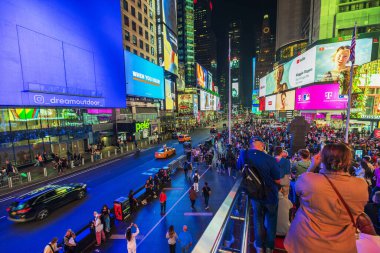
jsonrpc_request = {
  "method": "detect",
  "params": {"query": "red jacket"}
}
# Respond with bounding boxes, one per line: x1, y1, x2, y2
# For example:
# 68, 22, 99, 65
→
159, 192, 167, 203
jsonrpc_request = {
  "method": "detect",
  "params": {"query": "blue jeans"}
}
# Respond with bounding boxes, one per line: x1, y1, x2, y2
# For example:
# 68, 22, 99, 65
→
251, 199, 278, 249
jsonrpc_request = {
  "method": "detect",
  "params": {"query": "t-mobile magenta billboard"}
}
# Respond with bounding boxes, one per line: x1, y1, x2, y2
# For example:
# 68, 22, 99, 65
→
295, 84, 348, 110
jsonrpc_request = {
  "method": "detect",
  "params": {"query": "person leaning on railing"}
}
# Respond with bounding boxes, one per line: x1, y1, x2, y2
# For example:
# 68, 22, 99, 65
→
284, 143, 368, 253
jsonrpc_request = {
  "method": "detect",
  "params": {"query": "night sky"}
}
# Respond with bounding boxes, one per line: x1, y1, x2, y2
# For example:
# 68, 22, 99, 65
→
212, 0, 276, 107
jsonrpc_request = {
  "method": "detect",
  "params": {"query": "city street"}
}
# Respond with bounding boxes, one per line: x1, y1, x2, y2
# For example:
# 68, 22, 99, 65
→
0, 127, 213, 252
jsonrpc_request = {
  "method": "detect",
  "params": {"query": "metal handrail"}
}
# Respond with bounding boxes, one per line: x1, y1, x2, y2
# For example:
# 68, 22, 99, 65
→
192, 178, 243, 253
241, 191, 250, 253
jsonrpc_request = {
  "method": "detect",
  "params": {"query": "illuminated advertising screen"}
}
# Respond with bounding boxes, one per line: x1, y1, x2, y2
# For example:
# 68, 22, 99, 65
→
178, 94, 193, 115
295, 84, 348, 110
259, 97, 265, 111
252, 90, 259, 107
161, 0, 177, 34
125, 51, 164, 99
196, 63, 207, 88
193, 95, 199, 117
165, 79, 175, 110
275, 90, 295, 110
232, 82, 239, 98
200, 90, 213, 111
259, 77, 266, 97
207, 72, 213, 90
314, 38, 373, 83
357, 60, 380, 87
265, 95, 276, 111
252, 57, 256, 89
0, 0, 125, 108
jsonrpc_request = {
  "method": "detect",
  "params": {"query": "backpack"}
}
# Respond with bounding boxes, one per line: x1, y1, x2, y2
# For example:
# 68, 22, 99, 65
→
193, 174, 199, 183
241, 150, 267, 200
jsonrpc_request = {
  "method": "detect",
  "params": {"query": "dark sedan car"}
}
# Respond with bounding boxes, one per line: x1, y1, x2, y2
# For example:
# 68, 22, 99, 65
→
7, 183, 87, 222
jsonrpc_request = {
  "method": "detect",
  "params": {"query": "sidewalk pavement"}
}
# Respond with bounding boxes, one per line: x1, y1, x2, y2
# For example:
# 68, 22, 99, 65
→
0, 138, 167, 196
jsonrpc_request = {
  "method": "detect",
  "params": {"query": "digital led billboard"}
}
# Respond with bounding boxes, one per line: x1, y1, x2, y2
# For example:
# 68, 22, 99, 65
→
265, 95, 276, 111
178, 94, 193, 115
165, 79, 175, 110
207, 72, 213, 90
295, 84, 348, 110
125, 51, 164, 99
0, 0, 125, 108
232, 82, 239, 98
200, 90, 213, 111
196, 63, 207, 88
159, 0, 177, 34
193, 95, 199, 117
259, 97, 265, 111
252, 90, 259, 108
261, 38, 373, 96
275, 90, 295, 110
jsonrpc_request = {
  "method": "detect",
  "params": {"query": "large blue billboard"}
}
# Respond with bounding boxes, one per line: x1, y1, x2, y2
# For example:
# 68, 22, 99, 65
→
125, 51, 165, 99
0, 0, 125, 108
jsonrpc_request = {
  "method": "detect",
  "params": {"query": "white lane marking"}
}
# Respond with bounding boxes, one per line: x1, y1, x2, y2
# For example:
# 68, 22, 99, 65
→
183, 212, 213, 216
0, 159, 121, 199
0, 196, 15, 203
137, 167, 210, 248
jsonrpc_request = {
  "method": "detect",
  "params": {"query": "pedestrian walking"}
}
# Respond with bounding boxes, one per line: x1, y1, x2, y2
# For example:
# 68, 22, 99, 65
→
43, 237, 61, 253
93, 211, 106, 246
237, 140, 281, 253
159, 190, 167, 215
101, 204, 111, 237
183, 161, 190, 181
202, 182, 211, 210
63, 229, 77, 253
126, 223, 139, 253
189, 186, 197, 209
166, 225, 178, 253
192, 170, 199, 192
178, 225, 193, 253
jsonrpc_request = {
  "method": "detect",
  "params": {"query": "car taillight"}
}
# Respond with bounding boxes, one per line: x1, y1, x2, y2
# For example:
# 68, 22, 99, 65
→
16, 207, 31, 214
6, 207, 11, 212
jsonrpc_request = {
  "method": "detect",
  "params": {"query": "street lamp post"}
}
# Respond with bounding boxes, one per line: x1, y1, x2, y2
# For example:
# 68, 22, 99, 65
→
228, 35, 232, 145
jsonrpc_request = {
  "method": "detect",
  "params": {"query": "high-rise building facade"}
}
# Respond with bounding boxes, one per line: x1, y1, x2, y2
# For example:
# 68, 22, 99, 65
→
229, 20, 242, 106
194, 0, 217, 77
256, 15, 275, 83
121, 0, 157, 64
310, 0, 380, 43
177, 0, 195, 86
276, 0, 310, 62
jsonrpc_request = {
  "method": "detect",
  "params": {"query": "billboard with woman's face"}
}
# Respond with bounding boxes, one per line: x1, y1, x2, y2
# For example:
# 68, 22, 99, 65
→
276, 90, 295, 110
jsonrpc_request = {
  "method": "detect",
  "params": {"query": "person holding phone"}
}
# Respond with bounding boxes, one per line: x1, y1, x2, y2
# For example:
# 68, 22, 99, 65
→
126, 223, 139, 253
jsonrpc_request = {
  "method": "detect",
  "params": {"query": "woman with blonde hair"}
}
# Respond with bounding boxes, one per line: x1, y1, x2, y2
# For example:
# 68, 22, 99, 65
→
284, 143, 368, 253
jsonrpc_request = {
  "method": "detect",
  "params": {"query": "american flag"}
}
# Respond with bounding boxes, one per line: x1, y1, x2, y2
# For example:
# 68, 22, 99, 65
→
349, 25, 357, 63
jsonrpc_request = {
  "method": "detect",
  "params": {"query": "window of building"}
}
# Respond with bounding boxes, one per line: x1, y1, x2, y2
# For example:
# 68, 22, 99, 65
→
139, 40, 143, 49
133, 49, 138, 55
139, 26, 143, 36
123, 0, 128, 11
149, 10, 153, 19
145, 43, 149, 53
151, 47, 155, 56
149, 0, 153, 7
132, 21, 136, 31
131, 6, 136, 17
145, 31, 149, 40
126, 46, 131, 52
150, 35, 154, 44
144, 4, 148, 14
146, 56, 150, 61
125, 30, 130, 41
132, 35, 137, 46
140, 53, 144, 58
138, 0, 142, 8
152, 59, 155, 64
144, 18, 148, 27
138, 12, 142, 22
150, 23, 154, 32
124, 15, 129, 26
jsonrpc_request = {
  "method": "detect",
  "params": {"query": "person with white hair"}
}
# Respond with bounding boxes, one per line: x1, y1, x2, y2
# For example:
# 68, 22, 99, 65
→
93, 211, 105, 246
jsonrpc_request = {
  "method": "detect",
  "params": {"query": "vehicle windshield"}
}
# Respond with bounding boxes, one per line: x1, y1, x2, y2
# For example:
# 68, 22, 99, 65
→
158, 149, 164, 152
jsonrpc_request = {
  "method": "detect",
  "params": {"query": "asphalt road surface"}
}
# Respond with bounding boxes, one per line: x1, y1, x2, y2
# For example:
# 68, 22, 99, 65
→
0, 127, 215, 252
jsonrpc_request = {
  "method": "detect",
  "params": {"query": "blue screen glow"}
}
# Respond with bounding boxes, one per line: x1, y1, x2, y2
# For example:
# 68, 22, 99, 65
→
0, 0, 125, 108
125, 51, 165, 99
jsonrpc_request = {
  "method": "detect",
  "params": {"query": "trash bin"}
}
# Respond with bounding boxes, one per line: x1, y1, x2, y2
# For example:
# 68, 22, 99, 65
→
113, 196, 129, 221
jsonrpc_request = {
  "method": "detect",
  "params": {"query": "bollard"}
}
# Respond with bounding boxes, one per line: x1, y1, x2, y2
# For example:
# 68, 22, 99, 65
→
43, 167, 48, 177
131, 145, 134, 151
91, 155, 94, 163
121, 147, 124, 153
82, 157, 85, 166
100, 153, 103, 159
115, 149, 117, 155
8, 177, 12, 188
28, 172, 32, 182
70, 161, 74, 168
108, 150, 110, 158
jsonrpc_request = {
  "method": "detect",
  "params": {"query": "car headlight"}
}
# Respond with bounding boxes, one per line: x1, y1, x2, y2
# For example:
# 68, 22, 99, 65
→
82, 184, 87, 189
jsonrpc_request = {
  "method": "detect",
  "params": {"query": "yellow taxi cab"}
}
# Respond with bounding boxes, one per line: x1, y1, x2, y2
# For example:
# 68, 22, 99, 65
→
155, 146, 176, 159
178, 134, 191, 143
